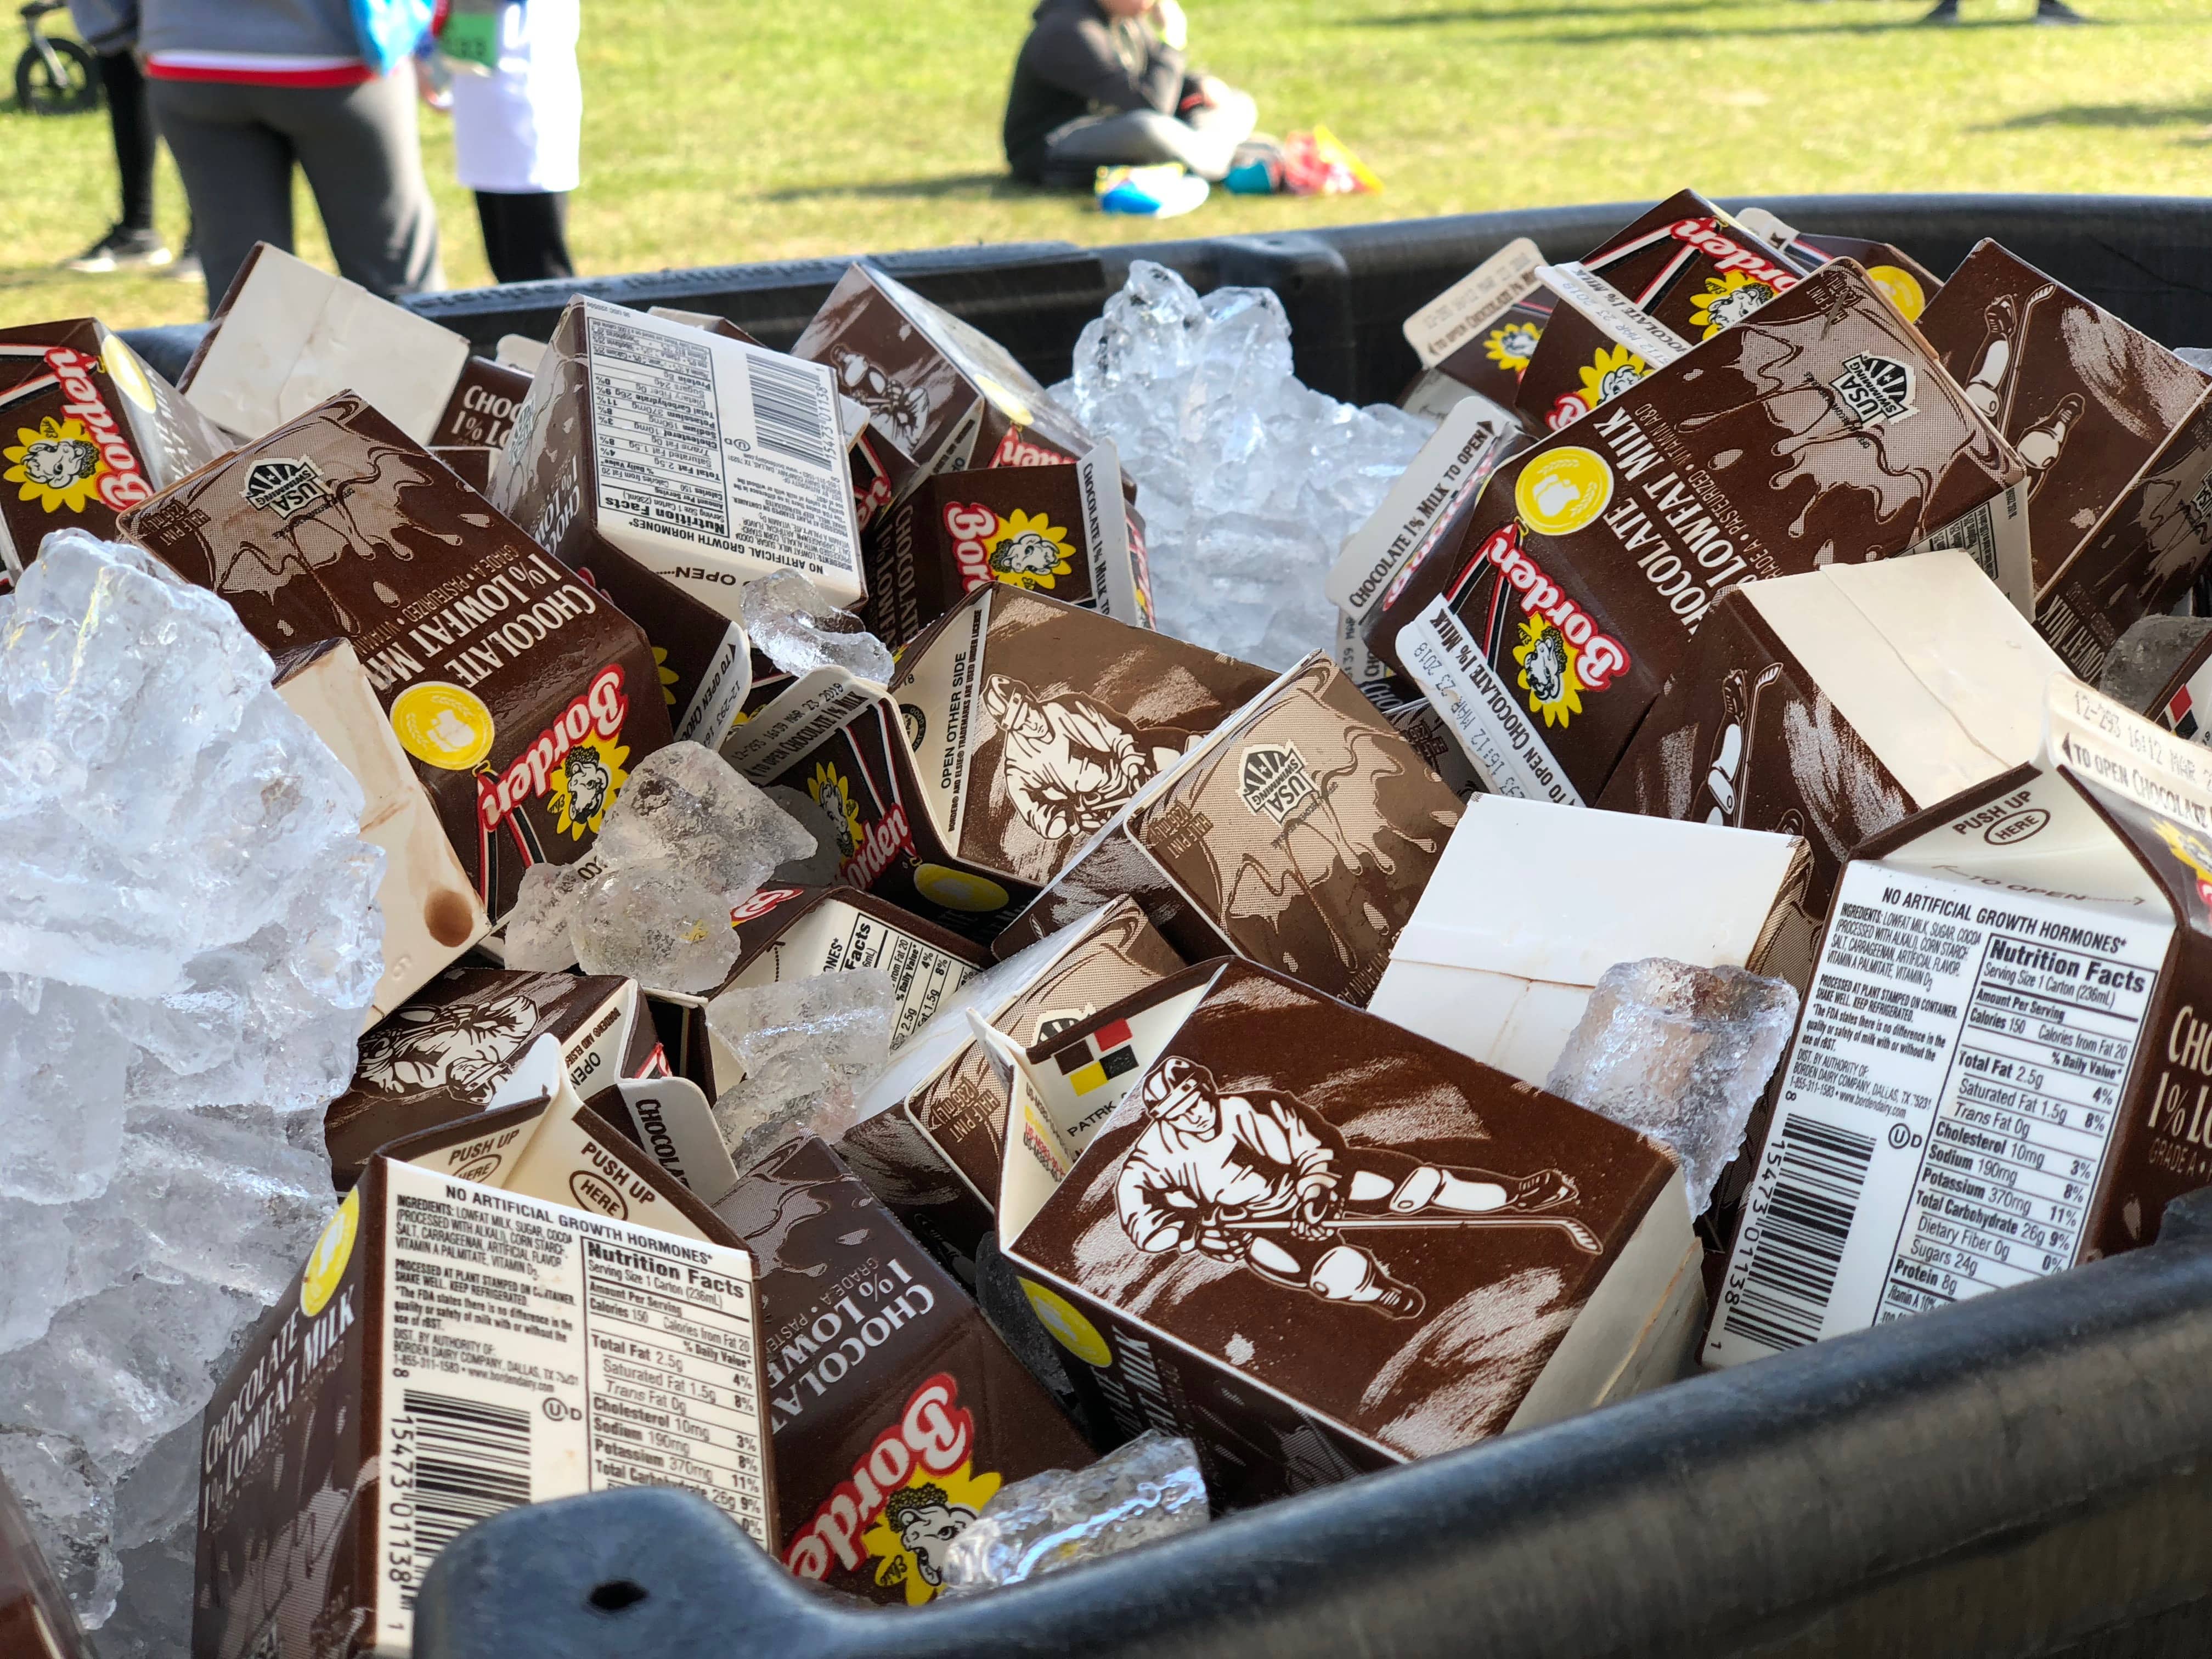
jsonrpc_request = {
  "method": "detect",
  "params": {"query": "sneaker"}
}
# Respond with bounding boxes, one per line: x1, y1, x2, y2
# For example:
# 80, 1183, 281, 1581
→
2035, 0, 2087, 21
64, 225, 174, 274
1506, 1168, 1579, 1213
1374, 1284, 1426, 1321
168, 247, 203, 284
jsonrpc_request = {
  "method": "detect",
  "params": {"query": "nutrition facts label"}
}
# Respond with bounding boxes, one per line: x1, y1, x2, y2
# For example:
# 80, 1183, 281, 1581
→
733, 896, 978, 1048
375, 1163, 769, 1647
1707, 863, 2166, 1368
580, 301, 859, 599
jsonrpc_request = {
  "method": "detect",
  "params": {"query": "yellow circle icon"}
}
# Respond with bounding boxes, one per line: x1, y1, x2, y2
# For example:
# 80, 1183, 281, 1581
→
1514, 447, 1614, 537
914, 862, 1011, 913
1020, 1278, 1112, 1367
302, 1189, 359, 1318
100, 335, 157, 412
391, 681, 496, 771
1866, 265, 1928, 323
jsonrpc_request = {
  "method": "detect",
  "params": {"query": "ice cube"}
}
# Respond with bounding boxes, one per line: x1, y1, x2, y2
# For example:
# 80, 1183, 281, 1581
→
763, 786, 848, 885
502, 859, 590, 971
938, 1430, 1208, 1595
1053, 261, 1434, 667
571, 860, 744, 995
594, 740, 810, 896
1544, 958, 1801, 1214
741, 570, 896, 685
706, 969, 895, 1167
2097, 614, 2212, 720
0, 531, 379, 1646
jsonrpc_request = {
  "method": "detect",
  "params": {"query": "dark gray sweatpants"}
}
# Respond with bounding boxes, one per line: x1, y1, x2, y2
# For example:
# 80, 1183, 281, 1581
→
148, 69, 442, 312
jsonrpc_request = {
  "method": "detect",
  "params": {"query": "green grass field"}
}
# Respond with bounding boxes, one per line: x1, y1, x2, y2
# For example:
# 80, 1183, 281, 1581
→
2, 0, 2208, 330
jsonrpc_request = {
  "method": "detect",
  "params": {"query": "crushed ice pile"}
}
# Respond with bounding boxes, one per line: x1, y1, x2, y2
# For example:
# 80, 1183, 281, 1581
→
704, 969, 896, 1171
1053, 261, 1434, 668
1545, 960, 1801, 1214
504, 741, 819, 993
742, 569, 898, 685
939, 1430, 1209, 1595
0, 531, 382, 1654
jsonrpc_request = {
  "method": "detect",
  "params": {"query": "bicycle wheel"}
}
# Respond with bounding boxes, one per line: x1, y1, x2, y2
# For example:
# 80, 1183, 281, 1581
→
14, 36, 101, 115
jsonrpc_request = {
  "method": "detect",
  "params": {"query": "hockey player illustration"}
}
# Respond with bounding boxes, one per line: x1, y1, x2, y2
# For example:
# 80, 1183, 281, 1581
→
1115, 1057, 1594, 1322
832, 351, 930, 452
983, 673, 1189, 842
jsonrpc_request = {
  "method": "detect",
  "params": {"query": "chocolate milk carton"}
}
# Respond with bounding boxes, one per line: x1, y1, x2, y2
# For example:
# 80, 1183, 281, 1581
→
1597, 551, 2068, 962
645, 883, 988, 1096
996, 653, 1464, 1008
0, 1472, 90, 1659
861, 447, 1149, 647
121, 392, 675, 922
323, 967, 663, 1186
1381, 262, 2033, 808
838, 896, 1183, 1281
491, 295, 865, 618
0, 319, 229, 577
716, 1135, 1093, 1605
791, 263, 1101, 506
740, 584, 1274, 943
194, 1131, 774, 1658
1731, 207, 1944, 323
1915, 241, 2212, 681
1706, 678, 2212, 1366
990, 959, 1694, 1510
1400, 236, 1554, 427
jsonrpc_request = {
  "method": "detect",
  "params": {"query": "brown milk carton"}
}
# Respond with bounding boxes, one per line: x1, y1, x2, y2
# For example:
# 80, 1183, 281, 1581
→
193, 1139, 774, 1657
273, 640, 490, 1019
1513, 190, 1818, 436
1379, 261, 2034, 808
860, 448, 1149, 648
1915, 241, 2212, 680
1596, 551, 2069, 966
323, 967, 663, 1186
1704, 678, 2212, 1367
990, 959, 1694, 1510
490, 295, 865, 618
0, 319, 230, 579
716, 1135, 1093, 1605
733, 584, 1274, 943
120, 392, 675, 922
837, 896, 1183, 1283
791, 264, 1100, 504
1730, 208, 1944, 324
994, 652, 1464, 1008
425, 357, 533, 493
1398, 236, 1555, 427
644, 883, 989, 1096
0, 1472, 91, 1659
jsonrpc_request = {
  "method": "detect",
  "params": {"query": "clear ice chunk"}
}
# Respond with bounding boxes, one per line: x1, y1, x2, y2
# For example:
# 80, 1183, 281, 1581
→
2097, 614, 2212, 720
0, 531, 380, 1647
706, 968, 895, 1169
763, 786, 848, 885
741, 570, 896, 685
1544, 958, 1801, 1214
939, 1430, 1209, 1595
501, 859, 590, 971
1052, 261, 1434, 667
594, 740, 811, 896
571, 859, 743, 995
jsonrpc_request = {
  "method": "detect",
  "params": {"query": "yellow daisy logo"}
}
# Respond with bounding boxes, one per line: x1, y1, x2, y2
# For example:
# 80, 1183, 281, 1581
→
1483, 319, 1543, 375
1513, 614, 1584, 728
981, 509, 1074, 591
1689, 271, 1777, 340
548, 732, 629, 839
651, 646, 679, 707
864, 1462, 1002, 1605
809, 761, 864, 859
1577, 345, 1650, 412
3, 416, 106, 513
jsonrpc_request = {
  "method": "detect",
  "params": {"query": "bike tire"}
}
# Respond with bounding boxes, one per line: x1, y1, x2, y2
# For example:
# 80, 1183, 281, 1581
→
14, 36, 101, 115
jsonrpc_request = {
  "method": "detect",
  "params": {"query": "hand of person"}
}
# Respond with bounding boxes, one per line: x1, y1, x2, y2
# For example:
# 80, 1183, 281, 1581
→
1290, 1176, 1340, 1242
1150, 0, 1189, 50
1195, 1208, 1248, 1262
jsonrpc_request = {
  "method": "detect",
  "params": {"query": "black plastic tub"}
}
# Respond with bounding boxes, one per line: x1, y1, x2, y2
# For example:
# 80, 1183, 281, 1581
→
387, 196, 2212, 1657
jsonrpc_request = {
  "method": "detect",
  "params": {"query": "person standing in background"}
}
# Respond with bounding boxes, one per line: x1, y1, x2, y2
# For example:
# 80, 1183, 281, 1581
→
58, 0, 191, 275
135, 0, 442, 309
442, 0, 580, 284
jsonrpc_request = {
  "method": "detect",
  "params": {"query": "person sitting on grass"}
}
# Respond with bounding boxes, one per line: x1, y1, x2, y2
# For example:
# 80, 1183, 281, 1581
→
1002, 0, 1257, 187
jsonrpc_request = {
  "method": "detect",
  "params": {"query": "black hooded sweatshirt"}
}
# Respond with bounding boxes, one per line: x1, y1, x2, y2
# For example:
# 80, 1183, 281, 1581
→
1002, 0, 1188, 180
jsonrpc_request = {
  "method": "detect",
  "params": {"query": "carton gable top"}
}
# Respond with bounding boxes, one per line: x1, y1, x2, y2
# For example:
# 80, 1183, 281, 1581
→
1006, 960, 1677, 1457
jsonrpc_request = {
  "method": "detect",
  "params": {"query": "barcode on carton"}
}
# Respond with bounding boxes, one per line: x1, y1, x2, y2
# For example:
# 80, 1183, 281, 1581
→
746, 352, 834, 470
397, 1389, 534, 1605
1718, 1114, 1876, 1353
